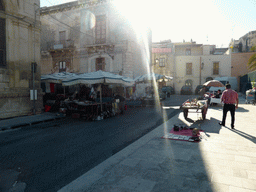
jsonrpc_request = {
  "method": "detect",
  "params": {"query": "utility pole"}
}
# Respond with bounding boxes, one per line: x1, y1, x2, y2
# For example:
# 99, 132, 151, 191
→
32, 3, 40, 115
147, 27, 153, 96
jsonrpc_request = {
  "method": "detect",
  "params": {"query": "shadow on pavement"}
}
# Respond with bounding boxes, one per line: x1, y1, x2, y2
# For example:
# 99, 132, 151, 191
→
226, 127, 256, 144
236, 106, 250, 112
151, 117, 214, 191
209, 105, 249, 113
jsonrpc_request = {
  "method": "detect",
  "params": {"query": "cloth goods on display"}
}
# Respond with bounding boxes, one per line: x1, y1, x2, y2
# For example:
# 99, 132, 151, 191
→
162, 125, 203, 142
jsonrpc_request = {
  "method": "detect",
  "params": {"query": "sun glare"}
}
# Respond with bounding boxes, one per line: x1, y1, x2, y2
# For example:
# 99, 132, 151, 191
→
112, 0, 153, 73
112, 0, 152, 37
112, 0, 166, 115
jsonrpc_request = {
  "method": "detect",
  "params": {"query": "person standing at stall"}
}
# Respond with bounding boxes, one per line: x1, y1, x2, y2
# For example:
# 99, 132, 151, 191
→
215, 89, 222, 98
198, 86, 206, 100
219, 84, 239, 129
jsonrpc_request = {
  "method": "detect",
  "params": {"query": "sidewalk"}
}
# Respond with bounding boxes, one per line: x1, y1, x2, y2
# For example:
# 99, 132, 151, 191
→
59, 95, 256, 192
0, 112, 64, 131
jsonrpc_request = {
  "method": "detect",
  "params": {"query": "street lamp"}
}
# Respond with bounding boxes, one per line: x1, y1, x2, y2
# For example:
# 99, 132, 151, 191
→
155, 58, 159, 65
201, 62, 204, 70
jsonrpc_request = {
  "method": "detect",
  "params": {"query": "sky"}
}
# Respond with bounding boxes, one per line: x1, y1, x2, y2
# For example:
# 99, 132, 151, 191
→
40, 0, 256, 48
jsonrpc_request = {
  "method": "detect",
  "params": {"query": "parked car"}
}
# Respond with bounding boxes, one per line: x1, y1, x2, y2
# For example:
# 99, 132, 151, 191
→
161, 86, 175, 97
180, 86, 193, 95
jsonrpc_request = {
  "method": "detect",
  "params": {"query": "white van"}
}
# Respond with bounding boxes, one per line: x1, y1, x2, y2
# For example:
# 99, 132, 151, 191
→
214, 77, 238, 91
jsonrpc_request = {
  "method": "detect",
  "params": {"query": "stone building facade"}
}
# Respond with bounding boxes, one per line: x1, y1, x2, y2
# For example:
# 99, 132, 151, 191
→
40, 0, 147, 79
231, 52, 255, 91
228, 30, 256, 91
229, 30, 256, 53
152, 40, 174, 88
152, 41, 231, 94
174, 42, 231, 93
0, 0, 42, 119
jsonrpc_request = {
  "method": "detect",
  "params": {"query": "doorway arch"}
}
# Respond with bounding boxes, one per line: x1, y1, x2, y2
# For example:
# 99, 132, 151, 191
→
185, 79, 193, 87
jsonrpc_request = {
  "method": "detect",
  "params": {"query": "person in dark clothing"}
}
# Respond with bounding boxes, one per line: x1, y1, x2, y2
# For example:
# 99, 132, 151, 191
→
215, 89, 222, 98
198, 86, 206, 100
114, 94, 125, 102
219, 84, 239, 129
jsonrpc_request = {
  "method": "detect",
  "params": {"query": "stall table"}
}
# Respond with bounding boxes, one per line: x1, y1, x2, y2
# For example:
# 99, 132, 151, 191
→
180, 99, 208, 120
64, 100, 113, 120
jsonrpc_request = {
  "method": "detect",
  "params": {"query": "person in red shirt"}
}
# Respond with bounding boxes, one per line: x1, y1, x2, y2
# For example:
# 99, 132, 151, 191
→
219, 84, 239, 129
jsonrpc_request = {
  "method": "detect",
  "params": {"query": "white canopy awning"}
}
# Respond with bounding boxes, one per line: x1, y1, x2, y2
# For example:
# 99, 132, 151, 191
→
62, 70, 135, 87
41, 72, 79, 84
134, 73, 173, 82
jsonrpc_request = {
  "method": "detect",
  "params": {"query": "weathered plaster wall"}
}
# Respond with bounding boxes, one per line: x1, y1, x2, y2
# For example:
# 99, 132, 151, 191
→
0, 0, 43, 119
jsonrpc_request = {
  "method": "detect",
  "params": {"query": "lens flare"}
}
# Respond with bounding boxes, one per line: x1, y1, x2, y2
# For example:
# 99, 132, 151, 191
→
81, 10, 96, 31
112, 0, 165, 119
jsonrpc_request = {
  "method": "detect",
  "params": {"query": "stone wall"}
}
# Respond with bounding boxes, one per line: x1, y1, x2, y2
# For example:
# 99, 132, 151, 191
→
0, 0, 43, 119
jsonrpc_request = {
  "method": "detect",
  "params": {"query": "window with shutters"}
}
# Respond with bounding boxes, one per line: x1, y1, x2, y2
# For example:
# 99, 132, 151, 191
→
159, 58, 165, 67
0, 18, 6, 67
186, 48, 191, 55
59, 61, 66, 72
59, 31, 66, 47
213, 62, 219, 75
95, 15, 106, 44
186, 63, 192, 75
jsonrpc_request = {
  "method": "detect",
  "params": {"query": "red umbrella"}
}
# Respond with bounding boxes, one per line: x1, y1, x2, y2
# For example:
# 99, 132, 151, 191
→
203, 80, 225, 87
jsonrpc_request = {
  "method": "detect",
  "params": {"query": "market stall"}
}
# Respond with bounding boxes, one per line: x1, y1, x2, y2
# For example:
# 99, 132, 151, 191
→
41, 72, 80, 112
203, 80, 225, 105
131, 73, 173, 106
61, 70, 135, 119
134, 73, 173, 97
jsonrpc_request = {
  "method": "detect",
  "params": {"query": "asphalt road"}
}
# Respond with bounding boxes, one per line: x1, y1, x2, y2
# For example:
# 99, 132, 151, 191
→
0, 95, 194, 192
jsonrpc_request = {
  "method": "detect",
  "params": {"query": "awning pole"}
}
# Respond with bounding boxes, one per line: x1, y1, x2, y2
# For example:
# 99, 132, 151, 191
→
100, 84, 102, 113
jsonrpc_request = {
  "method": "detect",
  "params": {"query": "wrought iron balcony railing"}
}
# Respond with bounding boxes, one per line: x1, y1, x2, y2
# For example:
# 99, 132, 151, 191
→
41, 40, 75, 51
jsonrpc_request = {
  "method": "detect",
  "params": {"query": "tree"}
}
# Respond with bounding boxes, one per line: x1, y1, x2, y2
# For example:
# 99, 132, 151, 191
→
247, 46, 256, 70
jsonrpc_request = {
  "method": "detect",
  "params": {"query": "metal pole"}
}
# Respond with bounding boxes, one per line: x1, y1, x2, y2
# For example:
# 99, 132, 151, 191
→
33, 7, 36, 115
33, 63, 35, 114
199, 56, 202, 85
32, 4, 39, 115
148, 28, 153, 97
100, 84, 102, 112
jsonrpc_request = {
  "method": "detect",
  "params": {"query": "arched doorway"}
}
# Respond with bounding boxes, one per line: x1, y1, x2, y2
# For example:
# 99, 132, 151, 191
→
185, 79, 193, 87
206, 77, 213, 82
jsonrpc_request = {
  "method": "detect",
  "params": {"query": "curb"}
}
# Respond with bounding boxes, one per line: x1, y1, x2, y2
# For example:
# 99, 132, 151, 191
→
0, 115, 65, 132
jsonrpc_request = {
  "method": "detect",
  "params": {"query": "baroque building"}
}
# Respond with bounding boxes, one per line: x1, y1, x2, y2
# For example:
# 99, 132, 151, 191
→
40, 0, 147, 80
0, 0, 42, 119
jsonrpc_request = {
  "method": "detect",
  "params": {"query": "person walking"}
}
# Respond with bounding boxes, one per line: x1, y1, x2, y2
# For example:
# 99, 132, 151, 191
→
219, 83, 239, 129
